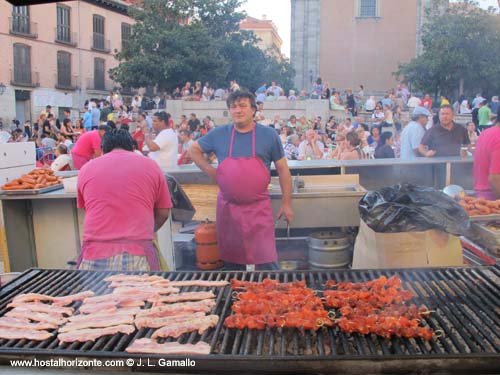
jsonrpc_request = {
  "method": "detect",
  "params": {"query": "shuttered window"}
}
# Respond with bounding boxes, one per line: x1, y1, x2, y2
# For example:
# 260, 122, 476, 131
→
12, 6, 30, 34
56, 5, 71, 43
93, 15, 105, 50
94, 58, 105, 90
57, 51, 71, 87
121, 23, 131, 50
13, 43, 31, 84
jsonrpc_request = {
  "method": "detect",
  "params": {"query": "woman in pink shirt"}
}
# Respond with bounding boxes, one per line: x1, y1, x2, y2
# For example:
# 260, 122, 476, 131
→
71, 125, 109, 169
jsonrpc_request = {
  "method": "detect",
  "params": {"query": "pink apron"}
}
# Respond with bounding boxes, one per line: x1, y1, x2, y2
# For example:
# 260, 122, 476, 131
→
216, 125, 277, 265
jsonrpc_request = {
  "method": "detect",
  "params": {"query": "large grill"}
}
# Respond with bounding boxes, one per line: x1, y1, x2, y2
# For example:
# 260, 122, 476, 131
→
0, 267, 499, 374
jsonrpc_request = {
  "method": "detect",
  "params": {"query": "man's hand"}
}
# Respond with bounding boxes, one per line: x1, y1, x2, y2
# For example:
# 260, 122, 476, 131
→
277, 203, 294, 223
425, 150, 436, 157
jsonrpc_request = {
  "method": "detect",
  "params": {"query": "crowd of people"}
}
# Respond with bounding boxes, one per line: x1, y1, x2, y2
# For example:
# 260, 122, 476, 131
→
1, 78, 499, 172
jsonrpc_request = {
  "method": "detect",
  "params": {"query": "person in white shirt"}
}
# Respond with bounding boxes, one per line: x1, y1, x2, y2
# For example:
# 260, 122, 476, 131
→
400, 106, 431, 160
143, 112, 178, 170
365, 96, 376, 112
298, 129, 324, 160
51, 144, 74, 171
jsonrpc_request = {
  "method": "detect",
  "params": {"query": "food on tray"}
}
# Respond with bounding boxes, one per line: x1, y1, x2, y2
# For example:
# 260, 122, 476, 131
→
148, 291, 216, 305
0, 317, 59, 331
0, 327, 54, 341
59, 314, 136, 333
151, 315, 219, 339
225, 278, 332, 331
1, 168, 62, 191
126, 338, 211, 355
105, 273, 229, 288
135, 311, 207, 329
323, 275, 436, 340
57, 324, 135, 343
136, 300, 216, 319
485, 222, 500, 231
458, 196, 500, 216
12, 291, 95, 306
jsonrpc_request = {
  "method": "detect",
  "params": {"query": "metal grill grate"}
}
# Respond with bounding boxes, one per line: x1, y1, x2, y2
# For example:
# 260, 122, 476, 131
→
0, 267, 498, 374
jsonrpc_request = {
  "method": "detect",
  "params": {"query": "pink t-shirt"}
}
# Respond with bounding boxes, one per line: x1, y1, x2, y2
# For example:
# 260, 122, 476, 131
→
77, 150, 172, 259
473, 126, 500, 192
71, 130, 101, 159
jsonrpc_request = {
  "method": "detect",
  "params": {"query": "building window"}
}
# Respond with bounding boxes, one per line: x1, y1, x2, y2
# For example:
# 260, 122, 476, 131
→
93, 15, 105, 50
56, 4, 71, 43
121, 23, 131, 50
11, 5, 36, 36
57, 51, 71, 88
358, 0, 379, 18
13, 43, 32, 85
94, 58, 105, 90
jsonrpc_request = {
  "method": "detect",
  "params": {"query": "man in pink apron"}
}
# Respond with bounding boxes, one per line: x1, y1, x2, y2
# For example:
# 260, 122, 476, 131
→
189, 90, 294, 270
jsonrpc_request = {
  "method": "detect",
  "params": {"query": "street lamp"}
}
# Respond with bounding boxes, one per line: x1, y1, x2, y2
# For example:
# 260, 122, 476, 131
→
0, 83, 6, 95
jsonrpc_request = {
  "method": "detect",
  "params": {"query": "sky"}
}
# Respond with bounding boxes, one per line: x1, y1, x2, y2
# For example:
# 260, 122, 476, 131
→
239, 0, 499, 59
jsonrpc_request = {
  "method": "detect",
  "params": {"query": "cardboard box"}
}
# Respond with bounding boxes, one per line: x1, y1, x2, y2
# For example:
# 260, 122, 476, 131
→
352, 219, 463, 269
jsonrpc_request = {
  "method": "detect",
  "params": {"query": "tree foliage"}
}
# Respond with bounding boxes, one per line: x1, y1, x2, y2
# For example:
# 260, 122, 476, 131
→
110, 0, 294, 93
394, 0, 500, 98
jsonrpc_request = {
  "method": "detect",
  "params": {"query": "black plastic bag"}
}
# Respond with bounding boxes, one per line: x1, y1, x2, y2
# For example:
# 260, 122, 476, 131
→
359, 183, 470, 235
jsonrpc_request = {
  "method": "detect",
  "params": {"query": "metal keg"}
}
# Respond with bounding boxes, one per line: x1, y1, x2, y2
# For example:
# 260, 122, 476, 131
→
308, 231, 352, 269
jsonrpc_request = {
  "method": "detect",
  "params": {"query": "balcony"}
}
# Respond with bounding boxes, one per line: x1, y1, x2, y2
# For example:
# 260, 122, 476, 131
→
9, 17, 38, 38
10, 69, 39, 88
86, 77, 114, 93
55, 26, 77, 46
55, 74, 78, 91
91, 33, 111, 53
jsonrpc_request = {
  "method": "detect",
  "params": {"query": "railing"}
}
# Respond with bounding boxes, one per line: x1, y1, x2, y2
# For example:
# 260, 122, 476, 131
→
91, 33, 111, 52
9, 17, 38, 38
10, 69, 39, 87
55, 26, 77, 46
55, 74, 78, 91
86, 77, 113, 92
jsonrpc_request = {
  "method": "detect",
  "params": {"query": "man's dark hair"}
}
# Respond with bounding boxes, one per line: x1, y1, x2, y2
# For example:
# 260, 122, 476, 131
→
154, 111, 170, 125
63, 118, 71, 127
481, 99, 488, 105
439, 104, 454, 113
120, 123, 130, 131
102, 129, 135, 153
46, 105, 51, 109
179, 130, 191, 137
106, 120, 116, 129
226, 90, 257, 111
98, 124, 111, 132
47, 113, 54, 119
57, 144, 68, 155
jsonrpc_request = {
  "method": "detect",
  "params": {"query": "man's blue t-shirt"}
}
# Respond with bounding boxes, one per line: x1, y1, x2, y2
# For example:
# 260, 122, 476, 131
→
197, 124, 285, 170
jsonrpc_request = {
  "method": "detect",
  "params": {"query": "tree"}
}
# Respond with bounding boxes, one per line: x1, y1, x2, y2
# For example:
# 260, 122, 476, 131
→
110, 0, 294, 94
394, 1, 500, 100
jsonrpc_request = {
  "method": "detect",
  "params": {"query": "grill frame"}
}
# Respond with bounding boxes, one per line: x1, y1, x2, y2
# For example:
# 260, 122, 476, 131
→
0, 267, 498, 374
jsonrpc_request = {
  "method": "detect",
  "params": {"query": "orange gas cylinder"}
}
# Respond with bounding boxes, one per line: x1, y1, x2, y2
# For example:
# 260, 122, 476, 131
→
195, 220, 223, 270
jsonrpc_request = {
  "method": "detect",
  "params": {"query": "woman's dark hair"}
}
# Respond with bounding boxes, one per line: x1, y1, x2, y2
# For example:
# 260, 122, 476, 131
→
316, 77, 322, 85
226, 90, 257, 112
63, 118, 71, 127
346, 132, 361, 147
360, 123, 369, 131
101, 129, 135, 153
370, 126, 380, 135
377, 131, 393, 148
154, 111, 170, 125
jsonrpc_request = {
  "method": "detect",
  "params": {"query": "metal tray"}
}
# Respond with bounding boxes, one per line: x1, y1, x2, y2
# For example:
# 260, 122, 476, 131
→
1, 183, 64, 195
469, 214, 500, 222
470, 222, 500, 256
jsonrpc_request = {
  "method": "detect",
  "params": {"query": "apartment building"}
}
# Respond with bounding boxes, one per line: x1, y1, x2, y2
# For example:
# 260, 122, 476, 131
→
0, 0, 134, 124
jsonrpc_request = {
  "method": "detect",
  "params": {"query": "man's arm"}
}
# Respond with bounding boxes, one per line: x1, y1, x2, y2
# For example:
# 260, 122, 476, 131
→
143, 129, 160, 151
154, 208, 170, 231
418, 144, 436, 157
188, 141, 217, 181
275, 157, 294, 223
489, 174, 500, 198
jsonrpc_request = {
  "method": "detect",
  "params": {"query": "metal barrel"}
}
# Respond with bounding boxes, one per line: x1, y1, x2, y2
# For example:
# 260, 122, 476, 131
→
308, 231, 352, 269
